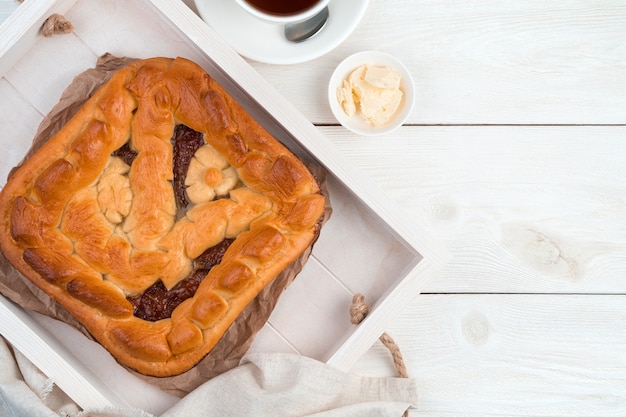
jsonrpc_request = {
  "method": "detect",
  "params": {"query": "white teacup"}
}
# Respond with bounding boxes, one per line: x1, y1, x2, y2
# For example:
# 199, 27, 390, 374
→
235, 0, 330, 24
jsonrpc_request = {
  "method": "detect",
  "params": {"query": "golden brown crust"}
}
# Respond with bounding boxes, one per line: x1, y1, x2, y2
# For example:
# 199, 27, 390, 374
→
0, 57, 325, 376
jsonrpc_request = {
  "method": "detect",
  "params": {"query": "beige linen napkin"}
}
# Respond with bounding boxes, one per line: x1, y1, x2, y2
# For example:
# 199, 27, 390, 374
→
0, 335, 417, 417
160, 353, 417, 417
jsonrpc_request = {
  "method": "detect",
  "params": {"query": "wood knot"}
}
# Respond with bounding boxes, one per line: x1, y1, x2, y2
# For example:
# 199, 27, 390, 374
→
350, 293, 369, 324
41, 14, 74, 37
462, 312, 490, 346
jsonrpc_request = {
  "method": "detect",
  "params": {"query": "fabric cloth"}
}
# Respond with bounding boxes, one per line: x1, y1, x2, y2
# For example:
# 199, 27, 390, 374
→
0, 336, 417, 417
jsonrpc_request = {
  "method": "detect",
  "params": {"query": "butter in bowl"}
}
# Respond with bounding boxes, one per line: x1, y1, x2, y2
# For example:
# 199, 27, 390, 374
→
328, 51, 415, 136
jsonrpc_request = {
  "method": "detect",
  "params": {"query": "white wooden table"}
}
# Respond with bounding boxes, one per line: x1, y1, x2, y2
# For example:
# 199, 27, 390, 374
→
234, 1, 626, 415
2, 0, 626, 415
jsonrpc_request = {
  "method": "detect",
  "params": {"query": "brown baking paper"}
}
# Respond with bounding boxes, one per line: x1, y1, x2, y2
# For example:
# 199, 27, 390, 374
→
0, 54, 331, 396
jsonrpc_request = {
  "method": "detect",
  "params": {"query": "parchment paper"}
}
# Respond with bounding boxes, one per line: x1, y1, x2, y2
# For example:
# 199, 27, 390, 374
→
0, 54, 331, 396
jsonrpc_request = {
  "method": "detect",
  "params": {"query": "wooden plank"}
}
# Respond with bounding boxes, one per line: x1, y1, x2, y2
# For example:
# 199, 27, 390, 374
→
5, 32, 96, 114
66, 0, 208, 62
0, 0, 19, 24
0, 295, 129, 410
26, 310, 179, 415
0, 0, 77, 77
0, 78, 42, 186
263, 257, 354, 359
322, 125, 626, 294
350, 294, 626, 416
246, 0, 626, 125
313, 175, 419, 302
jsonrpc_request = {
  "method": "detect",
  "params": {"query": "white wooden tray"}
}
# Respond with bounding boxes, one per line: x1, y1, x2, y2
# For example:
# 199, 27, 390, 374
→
0, 0, 449, 413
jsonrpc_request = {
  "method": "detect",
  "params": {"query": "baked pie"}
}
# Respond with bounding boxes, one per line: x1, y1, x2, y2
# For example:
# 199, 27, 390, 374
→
0, 57, 326, 377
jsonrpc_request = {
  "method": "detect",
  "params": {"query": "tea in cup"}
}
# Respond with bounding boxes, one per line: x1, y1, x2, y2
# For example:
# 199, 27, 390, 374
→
235, 0, 330, 24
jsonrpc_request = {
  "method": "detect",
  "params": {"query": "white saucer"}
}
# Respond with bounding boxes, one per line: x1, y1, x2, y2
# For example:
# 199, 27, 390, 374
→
194, 0, 369, 65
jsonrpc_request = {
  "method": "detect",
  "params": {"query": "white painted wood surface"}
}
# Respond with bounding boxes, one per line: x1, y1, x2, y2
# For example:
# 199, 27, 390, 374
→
1, 0, 626, 415
229, 0, 626, 415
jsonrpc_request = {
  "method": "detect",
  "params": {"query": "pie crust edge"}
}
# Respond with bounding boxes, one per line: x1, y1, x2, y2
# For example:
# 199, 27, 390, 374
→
0, 57, 327, 377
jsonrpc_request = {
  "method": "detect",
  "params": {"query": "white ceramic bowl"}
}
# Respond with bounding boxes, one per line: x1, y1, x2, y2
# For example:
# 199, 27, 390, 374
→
328, 51, 415, 136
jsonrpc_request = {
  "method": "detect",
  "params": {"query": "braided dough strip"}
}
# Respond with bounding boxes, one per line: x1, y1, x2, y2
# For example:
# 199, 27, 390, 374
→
0, 57, 326, 376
